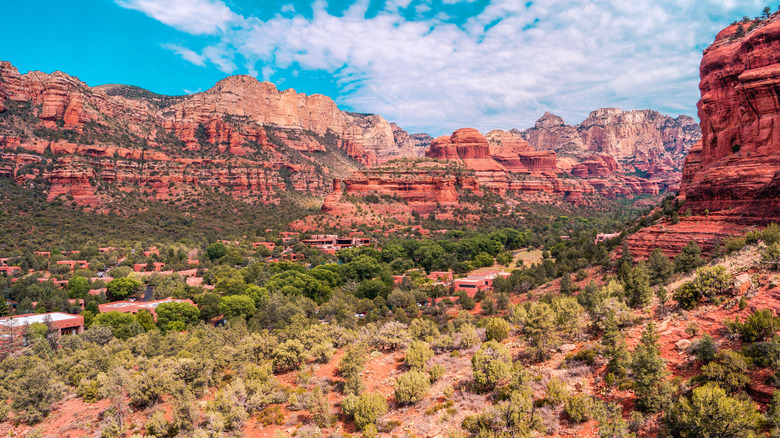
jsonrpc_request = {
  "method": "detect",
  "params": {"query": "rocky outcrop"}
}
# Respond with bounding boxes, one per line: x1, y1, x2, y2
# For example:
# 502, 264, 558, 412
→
514, 108, 700, 197
411, 133, 433, 154
0, 60, 424, 207
680, 14, 780, 224
426, 128, 593, 200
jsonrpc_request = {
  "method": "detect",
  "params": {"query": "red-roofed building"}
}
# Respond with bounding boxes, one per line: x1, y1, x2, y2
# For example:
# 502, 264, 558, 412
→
34, 251, 51, 258
56, 260, 89, 271
279, 232, 300, 243
0, 266, 21, 275
429, 271, 453, 281
98, 298, 195, 321
253, 242, 276, 251
0, 312, 84, 336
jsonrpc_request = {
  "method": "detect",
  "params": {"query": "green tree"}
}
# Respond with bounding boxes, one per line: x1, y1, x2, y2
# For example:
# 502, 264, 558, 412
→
674, 241, 705, 273
485, 317, 510, 342
404, 340, 433, 370
272, 339, 306, 372
523, 301, 558, 360
155, 302, 200, 331
471, 340, 512, 390
134, 309, 156, 332
698, 349, 750, 394
646, 249, 673, 285
559, 272, 575, 295
206, 242, 227, 261
67, 275, 90, 299
664, 384, 761, 438
12, 361, 64, 424
624, 264, 653, 309
94, 311, 141, 340
394, 370, 430, 404
106, 277, 142, 301
630, 322, 669, 412
727, 308, 780, 342
350, 392, 388, 430
219, 295, 256, 320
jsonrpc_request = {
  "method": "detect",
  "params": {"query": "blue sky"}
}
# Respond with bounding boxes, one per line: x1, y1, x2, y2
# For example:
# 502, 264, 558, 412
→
2, 0, 776, 135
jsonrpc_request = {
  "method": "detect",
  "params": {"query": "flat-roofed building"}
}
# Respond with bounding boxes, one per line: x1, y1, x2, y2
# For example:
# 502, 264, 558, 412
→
0, 312, 84, 336
98, 298, 195, 321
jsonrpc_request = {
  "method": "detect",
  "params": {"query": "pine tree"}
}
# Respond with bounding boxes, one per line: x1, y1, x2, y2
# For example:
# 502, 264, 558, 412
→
631, 322, 670, 412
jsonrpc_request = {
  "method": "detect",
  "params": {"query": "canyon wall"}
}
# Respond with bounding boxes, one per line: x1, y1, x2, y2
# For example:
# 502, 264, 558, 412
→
0, 61, 421, 206
680, 16, 780, 224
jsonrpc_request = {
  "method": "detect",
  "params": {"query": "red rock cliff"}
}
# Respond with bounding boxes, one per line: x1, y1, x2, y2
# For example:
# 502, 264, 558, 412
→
680, 15, 780, 223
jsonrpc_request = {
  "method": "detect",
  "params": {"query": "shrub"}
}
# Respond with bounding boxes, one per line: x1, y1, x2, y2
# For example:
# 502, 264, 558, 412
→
272, 339, 306, 372
698, 349, 750, 394
409, 317, 440, 341
338, 344, 368, 381
458, 323, 480, 349
394, 370, 430, 404
545, 377, 569, 405
727, 308, 780, 342
674, 241, 705, 273
428, 364, 445, 382
664, 383, 762, 438
691, 333, 718, 363
404, 340, 434, 370
565, 393, 594, 423
471, 340, 512, 390
485, 317, 510, 342
351, 392, 388, 430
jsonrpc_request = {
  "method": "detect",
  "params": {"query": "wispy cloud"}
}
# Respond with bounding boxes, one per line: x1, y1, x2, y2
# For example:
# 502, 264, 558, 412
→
119, 0, 769, 134
117, 0, 238, 35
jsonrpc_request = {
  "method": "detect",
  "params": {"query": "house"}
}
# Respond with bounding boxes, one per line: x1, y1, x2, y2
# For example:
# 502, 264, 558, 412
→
594, 233, 621, 244
253, 242, 276, 251
0, 312, 84, 336
302, 235, 371, 253
0, 258, 9, 266
143, 247, 160, 257
392, 274, 407, 285
56, 260, 89, 271
0, 266, 21, 275
428, 271, 453, 281
187, 259, 199, 266
34, 251, 51, 258
453, 278, 487, 295
279, 232, 300, 243
99, 247, 117, 253
281, 253, 305, 261
98, 298, 195, 321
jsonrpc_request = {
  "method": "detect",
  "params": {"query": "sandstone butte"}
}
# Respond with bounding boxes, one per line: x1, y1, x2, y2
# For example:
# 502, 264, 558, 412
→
630, 15, 780, 258
0, 60, 421, 207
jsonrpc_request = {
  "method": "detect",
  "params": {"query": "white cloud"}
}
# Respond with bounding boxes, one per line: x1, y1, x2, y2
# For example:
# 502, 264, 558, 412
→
163, 43, 206, 66
131, 0, 772, 134
117, 0, 239, 34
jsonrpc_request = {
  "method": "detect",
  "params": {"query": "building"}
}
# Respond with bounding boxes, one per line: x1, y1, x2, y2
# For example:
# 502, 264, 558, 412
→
594, 233, 621, 244
428, 271, 453, 281
0, 312, 84, 336
253, 242, 276, 251
98, 298, 195, 321
301, 235, 371, 254
56, 260, 89, 271
279, 232, 300, 243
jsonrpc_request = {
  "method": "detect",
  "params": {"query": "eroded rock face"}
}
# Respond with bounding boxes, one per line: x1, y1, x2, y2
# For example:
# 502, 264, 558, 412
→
427, 128, 593, 200
0, 60, 422, 207
680, 15, 780, 223
514, 108, 700, 196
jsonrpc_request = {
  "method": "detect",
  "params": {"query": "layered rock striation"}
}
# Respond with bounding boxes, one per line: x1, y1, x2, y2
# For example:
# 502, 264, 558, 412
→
680, 15, 780, 223
514, 109, 700, 196
0, 60, 423, 206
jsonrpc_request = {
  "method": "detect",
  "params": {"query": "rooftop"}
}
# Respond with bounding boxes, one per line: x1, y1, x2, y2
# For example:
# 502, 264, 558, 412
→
0, 312, 80, 326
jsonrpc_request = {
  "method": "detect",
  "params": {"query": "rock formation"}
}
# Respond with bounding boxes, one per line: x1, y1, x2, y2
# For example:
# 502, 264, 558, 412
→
514, 108, 700, 196
680, 15, 780, 224
0, 60, 422, 207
